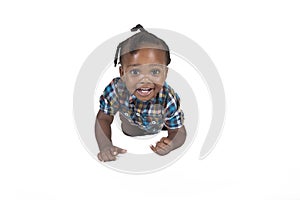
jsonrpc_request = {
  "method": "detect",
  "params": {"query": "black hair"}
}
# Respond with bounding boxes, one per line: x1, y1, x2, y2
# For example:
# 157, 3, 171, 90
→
114, 24, 171, 67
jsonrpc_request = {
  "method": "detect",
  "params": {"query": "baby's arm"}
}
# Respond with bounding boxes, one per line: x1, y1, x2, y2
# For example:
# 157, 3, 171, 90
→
150, 125, 186, 156
95, 110, 127, 162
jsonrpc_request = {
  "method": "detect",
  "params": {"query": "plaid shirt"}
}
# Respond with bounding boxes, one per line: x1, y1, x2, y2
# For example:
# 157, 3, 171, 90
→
99, 78, 184, 134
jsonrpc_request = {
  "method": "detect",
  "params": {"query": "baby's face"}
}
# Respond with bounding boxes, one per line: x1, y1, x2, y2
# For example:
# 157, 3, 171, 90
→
120, 48, 168, 101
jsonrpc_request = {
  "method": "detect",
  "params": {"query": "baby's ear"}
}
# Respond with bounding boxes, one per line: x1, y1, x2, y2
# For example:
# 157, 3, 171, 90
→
164, 67, 169, 79
119, 66, 124, 77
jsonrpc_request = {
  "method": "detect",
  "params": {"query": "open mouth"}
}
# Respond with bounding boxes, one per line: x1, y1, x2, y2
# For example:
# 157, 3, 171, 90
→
136, 87, 154, 97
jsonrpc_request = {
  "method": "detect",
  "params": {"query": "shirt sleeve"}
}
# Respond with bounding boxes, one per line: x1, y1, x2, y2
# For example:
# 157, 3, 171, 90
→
163, 89, 185, 129
99, 78, 120, 116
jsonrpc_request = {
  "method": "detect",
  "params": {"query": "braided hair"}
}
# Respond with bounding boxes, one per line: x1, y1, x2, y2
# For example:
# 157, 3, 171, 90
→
114, 24, 171, 67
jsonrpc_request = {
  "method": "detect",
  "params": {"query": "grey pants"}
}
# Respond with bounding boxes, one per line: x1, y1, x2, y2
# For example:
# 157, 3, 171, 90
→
119, 113, 168, 137
119, 113, 154, 136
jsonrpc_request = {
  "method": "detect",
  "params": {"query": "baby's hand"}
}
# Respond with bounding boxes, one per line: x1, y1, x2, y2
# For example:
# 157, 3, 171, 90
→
97, 145, 127, 162
150, 137, 174, 156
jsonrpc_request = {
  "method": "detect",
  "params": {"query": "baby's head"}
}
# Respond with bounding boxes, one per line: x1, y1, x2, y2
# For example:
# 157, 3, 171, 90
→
114, 24, 171, 101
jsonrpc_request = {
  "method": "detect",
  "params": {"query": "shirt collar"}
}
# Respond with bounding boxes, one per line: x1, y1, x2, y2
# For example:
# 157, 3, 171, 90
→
129, 94, 137, 103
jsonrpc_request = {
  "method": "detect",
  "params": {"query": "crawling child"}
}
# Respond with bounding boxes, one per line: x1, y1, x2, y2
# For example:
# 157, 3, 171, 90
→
95, 24, 186, 162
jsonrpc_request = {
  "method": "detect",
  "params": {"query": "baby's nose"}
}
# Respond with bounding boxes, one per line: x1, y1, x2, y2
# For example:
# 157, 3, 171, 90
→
139, 75, 152, 84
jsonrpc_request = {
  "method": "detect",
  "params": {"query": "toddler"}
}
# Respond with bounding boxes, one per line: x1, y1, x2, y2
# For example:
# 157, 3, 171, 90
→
95, 24, 186, 162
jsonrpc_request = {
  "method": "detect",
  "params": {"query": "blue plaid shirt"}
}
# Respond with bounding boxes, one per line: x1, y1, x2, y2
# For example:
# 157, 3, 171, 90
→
99, 78, 184, 134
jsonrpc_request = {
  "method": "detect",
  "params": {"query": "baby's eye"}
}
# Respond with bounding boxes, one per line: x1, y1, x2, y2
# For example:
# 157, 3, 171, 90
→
151, 69, 161, 75
129, 69, 140, 75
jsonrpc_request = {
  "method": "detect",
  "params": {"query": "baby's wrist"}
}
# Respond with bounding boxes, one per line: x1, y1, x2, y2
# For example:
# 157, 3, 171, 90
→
99, 142, 113, 151
167, 135, 183, 150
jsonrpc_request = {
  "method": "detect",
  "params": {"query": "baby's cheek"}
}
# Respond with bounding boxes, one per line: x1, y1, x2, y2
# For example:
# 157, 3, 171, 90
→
154, 80, 164, 88
154, 85, 163, 95
155, 76, 166, 85
125, 82, 136, 94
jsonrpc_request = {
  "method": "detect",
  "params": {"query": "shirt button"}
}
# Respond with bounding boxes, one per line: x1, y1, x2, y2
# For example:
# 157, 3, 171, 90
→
136, 113, 140, 116
151, 121, 156, 124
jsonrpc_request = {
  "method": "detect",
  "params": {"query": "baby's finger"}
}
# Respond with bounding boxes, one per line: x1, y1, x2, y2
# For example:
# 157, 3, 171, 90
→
116, 147, 127, 154
159, 137, 167, 143
106, 151, 116, 161
100, 152, 109, 162
156, 140, 163, 146
110, 147, 118, 156
97, 153, 103, 162
156, 142, 169, 152
110, 147, 127, 156
162, 138, 172, 145
155, 146, 168, 155
150, 145, 157, 152
100, 150, 116, 162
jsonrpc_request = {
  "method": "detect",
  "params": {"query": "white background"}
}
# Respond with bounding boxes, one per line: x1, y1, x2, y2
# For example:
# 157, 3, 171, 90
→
1, 0, 299, 199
